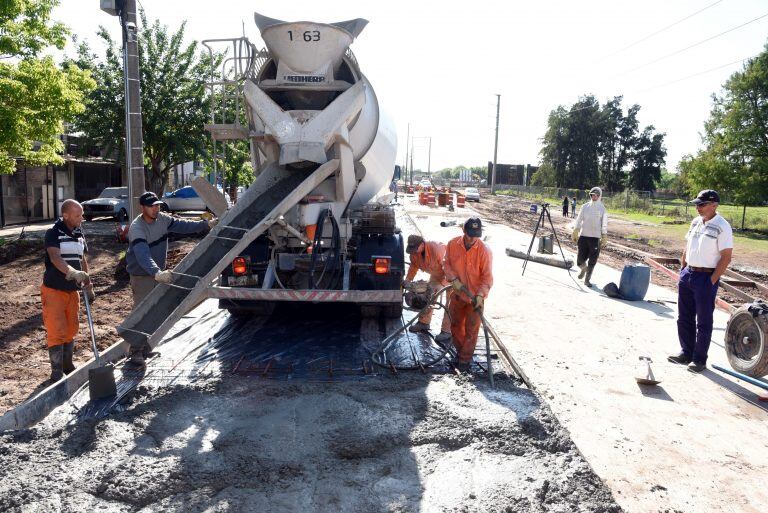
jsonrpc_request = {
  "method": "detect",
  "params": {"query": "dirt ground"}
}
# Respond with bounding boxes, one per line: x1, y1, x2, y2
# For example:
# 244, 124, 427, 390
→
0, 227, 198, 416
471, 194, 767, 303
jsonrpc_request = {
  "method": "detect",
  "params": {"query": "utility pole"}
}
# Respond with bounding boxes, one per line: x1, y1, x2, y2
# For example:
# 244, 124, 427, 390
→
409, 139, 414, 184
491, 94, 500, 195
101, 0, 145, 220
427, 137, 432, 178
405, 123, 410, 185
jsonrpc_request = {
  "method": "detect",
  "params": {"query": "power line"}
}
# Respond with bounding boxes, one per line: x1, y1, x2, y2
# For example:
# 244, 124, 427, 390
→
600, 0, 723, 61
636, 55, 753, 93
613, 11, 768, 78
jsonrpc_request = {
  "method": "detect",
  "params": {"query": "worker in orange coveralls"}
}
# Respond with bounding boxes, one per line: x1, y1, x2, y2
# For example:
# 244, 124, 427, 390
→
403, 234, 452, 342
443, 217, 493, 372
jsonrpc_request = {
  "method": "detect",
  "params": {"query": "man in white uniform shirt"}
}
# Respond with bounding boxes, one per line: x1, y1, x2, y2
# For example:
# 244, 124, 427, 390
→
571, 187, 608, 287
668, 190, 733, 373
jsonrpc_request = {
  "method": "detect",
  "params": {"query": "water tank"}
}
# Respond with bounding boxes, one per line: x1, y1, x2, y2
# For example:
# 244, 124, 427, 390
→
619, 264, 651, 301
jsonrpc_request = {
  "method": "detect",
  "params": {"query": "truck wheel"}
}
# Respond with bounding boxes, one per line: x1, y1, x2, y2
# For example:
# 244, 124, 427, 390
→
725, 305, 768, 377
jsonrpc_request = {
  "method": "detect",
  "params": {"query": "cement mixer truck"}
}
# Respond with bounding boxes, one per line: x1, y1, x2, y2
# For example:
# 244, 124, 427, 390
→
118, 12, 403, 351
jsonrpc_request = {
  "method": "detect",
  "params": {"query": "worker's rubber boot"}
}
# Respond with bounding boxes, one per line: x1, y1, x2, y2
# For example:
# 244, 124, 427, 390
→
455, 361, 471, 373
409, 322, 431, 333
434, 331, 452, 343
584, 266, 595, 287
48, 345, 64, 382
62, 342, 76, 375
577, 264, 587, 279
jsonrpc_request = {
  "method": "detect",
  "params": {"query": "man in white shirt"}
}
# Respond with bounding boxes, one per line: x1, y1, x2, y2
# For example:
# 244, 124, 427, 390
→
668, 190, 733, 373
571, 187, 608, 287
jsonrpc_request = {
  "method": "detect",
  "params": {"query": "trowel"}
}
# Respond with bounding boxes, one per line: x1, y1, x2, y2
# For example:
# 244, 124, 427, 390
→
635, 356, 661, 386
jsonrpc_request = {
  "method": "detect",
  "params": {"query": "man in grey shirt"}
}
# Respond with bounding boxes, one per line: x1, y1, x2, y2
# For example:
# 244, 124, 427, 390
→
125, 192, 214, 363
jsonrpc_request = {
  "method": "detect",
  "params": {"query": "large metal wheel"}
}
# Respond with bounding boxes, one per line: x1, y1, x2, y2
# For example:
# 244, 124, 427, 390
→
725, 305, 768, 378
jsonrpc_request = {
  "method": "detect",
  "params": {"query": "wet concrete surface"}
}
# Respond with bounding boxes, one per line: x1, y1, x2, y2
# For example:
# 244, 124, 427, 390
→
0, 301, 622, 512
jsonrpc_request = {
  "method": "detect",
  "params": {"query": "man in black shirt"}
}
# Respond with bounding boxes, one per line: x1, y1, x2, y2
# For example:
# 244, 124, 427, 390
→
42, 199, 93, 382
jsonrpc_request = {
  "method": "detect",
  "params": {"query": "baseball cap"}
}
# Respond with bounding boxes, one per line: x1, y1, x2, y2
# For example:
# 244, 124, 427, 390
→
405, 234, 424, 253
589, 187, 602, 196
139, 191, 163, 207
464, 217, 483, 237
689, 189, 720, 205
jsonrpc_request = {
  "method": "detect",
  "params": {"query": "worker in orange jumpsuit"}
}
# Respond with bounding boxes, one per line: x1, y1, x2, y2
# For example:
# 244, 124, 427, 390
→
443, 217, 493, 372
403, 235, 452, 342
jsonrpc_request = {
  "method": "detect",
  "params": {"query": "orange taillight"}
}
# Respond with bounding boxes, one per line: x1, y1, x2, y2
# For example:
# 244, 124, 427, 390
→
232, 257, 248, 276
373, 256, 391, 275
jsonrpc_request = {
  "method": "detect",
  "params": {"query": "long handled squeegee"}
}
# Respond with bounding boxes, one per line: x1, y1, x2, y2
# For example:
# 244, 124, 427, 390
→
83, 287, 117, 400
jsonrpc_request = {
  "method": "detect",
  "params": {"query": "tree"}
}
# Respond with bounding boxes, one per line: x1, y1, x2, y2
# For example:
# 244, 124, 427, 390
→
72, 10, 219, 193
627, 126, 666, 191
683, 42, 768, 207
539, 95, 665, 191
0, 0, 94, 175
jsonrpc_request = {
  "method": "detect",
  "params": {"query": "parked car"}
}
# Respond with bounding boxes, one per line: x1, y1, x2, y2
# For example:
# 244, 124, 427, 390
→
464, 187, 481, 202
82, 187, 129, 221
161, 185, 232, 213
419, 179, 433, 190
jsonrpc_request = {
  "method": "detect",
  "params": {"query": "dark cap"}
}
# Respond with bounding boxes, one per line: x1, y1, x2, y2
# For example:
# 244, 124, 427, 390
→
405, 234, 424, 253
689, 189, 720, 205
463, 217, 483, 237
139, 191, 163, 207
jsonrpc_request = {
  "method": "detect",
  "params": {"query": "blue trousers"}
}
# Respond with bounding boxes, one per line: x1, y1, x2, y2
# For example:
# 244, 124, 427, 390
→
677, 267, 719, 364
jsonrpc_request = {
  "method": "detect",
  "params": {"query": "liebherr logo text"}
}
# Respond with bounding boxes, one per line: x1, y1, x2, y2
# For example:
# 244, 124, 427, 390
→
284, 75, 325, 83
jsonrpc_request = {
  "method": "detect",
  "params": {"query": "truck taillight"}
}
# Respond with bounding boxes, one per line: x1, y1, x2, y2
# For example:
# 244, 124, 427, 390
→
232, 257, 248, 276
373, 256, 391, 275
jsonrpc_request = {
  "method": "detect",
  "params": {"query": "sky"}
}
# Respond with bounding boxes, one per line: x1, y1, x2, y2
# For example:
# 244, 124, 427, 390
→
53, 0, 768, 173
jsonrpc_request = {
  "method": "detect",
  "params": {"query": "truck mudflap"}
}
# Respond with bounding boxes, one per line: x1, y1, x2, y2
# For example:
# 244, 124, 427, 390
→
208, 286, 401, 303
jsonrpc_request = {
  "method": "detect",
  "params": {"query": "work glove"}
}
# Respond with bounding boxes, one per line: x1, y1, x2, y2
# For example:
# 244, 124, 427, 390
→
154, 270, 173, 283
451, 278, 464, 293
571, 228, 579, 244
472, 294, 484, 311
65, 266, 89, 285
600, 236, 607, 249
207, 218, 219, 230
84, 285, 96, 303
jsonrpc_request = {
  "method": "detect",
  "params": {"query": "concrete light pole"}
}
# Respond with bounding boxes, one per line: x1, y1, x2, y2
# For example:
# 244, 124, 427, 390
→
101, 0, 145, 220
491, 94, 500, 195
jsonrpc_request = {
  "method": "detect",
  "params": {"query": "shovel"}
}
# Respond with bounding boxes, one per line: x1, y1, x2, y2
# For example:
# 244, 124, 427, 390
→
635, 356, 661, 386
83, 286, 117, 400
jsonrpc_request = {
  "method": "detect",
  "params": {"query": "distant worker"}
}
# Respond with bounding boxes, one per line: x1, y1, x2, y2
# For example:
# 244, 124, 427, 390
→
126, 192, 215, 364
443, 217, 493, 372
403, 235, 452, 342
390, 179, 399, 202
571, 196, 577, 218
562, 195, 569, 217
41, 199, 94, 382
571, 187, 608, 287
668, 190, 733, 373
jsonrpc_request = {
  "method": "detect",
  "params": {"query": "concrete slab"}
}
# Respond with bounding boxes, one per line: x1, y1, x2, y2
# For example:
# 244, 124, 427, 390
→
406, 196, 768, 513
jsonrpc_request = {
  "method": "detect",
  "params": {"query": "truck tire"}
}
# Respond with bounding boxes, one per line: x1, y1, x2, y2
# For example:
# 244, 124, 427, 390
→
725, 305, 768, 378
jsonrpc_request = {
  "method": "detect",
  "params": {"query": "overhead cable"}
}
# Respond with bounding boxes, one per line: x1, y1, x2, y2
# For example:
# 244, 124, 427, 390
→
613, 11, 768, 78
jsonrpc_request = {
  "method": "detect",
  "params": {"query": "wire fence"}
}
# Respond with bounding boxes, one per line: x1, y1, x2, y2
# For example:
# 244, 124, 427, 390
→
495, 185, 768, 233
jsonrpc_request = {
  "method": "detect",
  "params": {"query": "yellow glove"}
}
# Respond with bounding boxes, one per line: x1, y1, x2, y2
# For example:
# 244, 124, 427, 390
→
65, 266, 90, 285
472, 295, 484, 311
84, 284, 96, 303
571, 229, 579, 244
154, 270, 173, 283
451, 278, 464, 292
600, 236, 607, 249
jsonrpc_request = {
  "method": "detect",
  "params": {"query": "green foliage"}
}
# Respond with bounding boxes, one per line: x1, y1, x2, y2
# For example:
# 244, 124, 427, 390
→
682, 42, 768, 206
538, 95, 666, 192
0, 0, 68, 59
71, 10, 220, 193
0, 0, 94, 174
